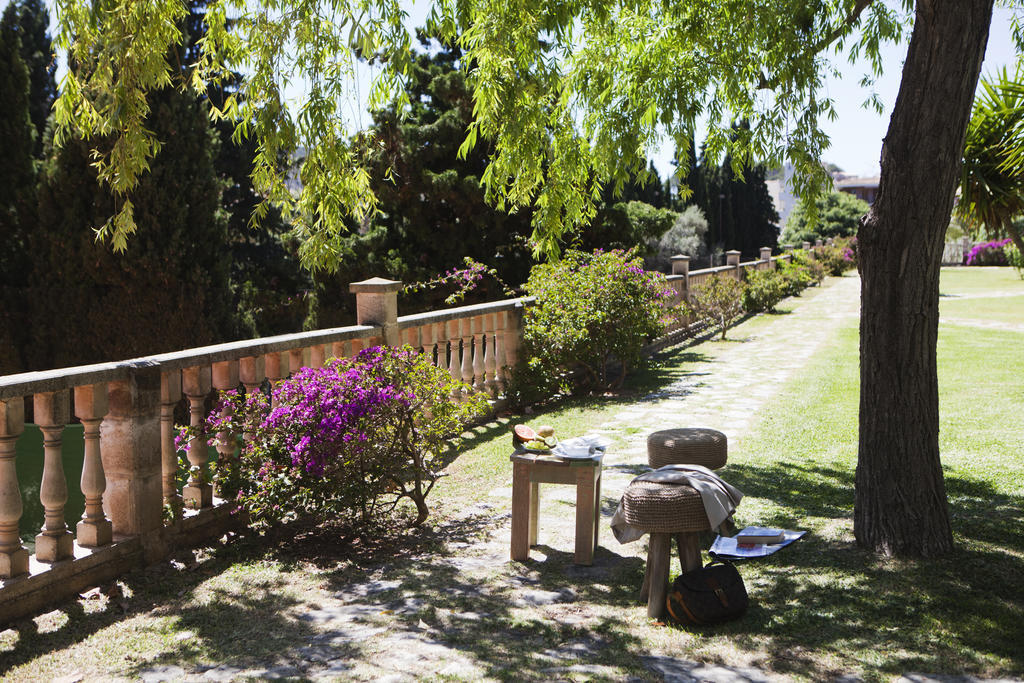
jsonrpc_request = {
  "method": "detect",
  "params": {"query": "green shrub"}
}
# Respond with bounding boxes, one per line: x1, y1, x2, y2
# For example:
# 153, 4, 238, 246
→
781, 191, 869, 244
180, 346, 487, 530
689, 273, 745, 339
519, 249, 675, 395
1007, 242, 1024, 279
813, 238, 858, 276
742, 270, 786, 313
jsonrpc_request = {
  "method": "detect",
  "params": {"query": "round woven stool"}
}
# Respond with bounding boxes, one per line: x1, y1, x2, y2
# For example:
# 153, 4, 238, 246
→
620, 480, 711, 618
647, 427, 727, 470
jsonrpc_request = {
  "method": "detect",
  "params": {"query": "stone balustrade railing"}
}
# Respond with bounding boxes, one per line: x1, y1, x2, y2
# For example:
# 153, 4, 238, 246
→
0, 247, 810, 623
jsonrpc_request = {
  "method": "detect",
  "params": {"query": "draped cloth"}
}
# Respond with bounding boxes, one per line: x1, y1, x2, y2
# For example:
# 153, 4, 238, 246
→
611, 464, 743, 544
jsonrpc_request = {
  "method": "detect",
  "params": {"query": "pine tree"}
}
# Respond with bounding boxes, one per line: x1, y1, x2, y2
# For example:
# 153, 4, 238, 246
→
0, 17, 35, 372
1, 0, 56, 156
27, 87, 238, 369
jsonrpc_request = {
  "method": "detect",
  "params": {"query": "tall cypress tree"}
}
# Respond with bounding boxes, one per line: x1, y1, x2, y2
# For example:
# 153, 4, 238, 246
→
0, 17, 35, 372
1, 0, 56, 156
28, 87, 238, 369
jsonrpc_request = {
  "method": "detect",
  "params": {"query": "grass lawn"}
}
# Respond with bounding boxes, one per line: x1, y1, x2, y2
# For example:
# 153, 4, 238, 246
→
1, 268, 1021, 681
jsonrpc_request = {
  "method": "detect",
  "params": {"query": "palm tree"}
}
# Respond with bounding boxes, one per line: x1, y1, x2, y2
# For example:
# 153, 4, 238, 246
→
957, 67, 1024, 255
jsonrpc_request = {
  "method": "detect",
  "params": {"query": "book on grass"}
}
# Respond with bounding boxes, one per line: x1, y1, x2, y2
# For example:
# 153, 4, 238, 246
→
734, 526, 785, 545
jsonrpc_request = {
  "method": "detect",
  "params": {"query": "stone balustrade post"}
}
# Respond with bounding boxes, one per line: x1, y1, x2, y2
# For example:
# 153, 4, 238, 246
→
182, 365, 213, 509
725, 250, 742, 281
159, 372, 182, 513
101, 364, 163, 544
350, 278, 402, 347
802, 241, 811, 251
212, 361, 240, 500
34, 390, 73, 562
815, 239, 823, 248
670, 254, 691, 304
826, 237, 834, 247
760, 247, 772, 271
0, 398, 28, 578
75, 383, 112, 548
782, 243, 794, 252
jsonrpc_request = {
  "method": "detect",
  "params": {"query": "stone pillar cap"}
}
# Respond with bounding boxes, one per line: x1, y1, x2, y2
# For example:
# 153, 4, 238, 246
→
670, 254, 691, 261
350, 277, 403, 293
725, 249, 741, 255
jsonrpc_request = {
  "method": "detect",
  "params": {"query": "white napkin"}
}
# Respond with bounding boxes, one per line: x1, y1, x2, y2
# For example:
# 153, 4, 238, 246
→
552, 434, 611, 458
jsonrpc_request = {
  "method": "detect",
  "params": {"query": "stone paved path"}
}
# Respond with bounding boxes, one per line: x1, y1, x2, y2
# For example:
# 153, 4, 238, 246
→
136, 274, 1016, 682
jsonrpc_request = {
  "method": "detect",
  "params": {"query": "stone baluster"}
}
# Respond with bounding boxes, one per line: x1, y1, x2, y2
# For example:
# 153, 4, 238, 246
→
309, 344, 326, 368
433, 323, 447, 372
405, 326, 421, 353
160, 371, 182, 513
182, 366, 213, 510
350, 339, 363, 356
484, 314, 499, 396
460, 318, 475, 394
239, 355, 265, 395
493, 313, 508, 393
75, 384, 112, 547
34, 390, 73, 562
212, 361, 239, 500
471, 316, 486, 393
0, 398, 28, 578
289, 348, 305, 375
503, 309, 521, 379
265, 351, 287, 408
446, 319, 462, 387
421, 323, 437, 366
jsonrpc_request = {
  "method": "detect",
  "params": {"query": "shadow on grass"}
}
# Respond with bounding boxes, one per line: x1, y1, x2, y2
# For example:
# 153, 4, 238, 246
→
702, 459, 1024, 678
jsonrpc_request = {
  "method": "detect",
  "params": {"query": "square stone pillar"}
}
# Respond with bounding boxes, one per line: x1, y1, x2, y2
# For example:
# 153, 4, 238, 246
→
760, 247, 772, 261
100, 364, 163, 540
802, 241, 812, 251
0, 398, 28, 578
350, 278, 403, 347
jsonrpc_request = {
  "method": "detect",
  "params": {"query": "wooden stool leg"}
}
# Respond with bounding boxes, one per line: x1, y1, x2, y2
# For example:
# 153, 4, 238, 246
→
676, 531, 702, 572
592, 470, 601, 552
647, 533, 672, 618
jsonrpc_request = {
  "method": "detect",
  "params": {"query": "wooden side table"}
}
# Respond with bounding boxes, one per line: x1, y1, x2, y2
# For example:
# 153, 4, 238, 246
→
509, 451, 603, 565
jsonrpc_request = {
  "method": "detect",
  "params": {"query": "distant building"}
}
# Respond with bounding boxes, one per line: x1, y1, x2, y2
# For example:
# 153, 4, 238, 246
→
834, 174, 880, 205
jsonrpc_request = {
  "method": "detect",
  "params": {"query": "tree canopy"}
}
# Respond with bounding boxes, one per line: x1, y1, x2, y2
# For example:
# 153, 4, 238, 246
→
782, 191, 870, 244
54, 0, 906, 269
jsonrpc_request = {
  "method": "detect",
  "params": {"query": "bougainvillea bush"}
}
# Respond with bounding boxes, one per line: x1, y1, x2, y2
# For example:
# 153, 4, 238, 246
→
180, 346, 487, 529
518, 249, 676, 396
965, 238, 1012, 266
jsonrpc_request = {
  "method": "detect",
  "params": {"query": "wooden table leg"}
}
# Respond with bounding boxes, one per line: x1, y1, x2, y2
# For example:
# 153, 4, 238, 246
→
510, 461, 532, 561
647, 533, 672, 618
574, 465, 596, 565
528, 481, 539, 546
592, 470, 601, 552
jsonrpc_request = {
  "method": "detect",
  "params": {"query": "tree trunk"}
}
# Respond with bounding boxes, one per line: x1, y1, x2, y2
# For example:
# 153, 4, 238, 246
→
856, 0, 993, 556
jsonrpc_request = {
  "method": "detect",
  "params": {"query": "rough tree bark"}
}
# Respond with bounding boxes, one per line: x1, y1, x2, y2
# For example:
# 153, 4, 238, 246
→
856, 0, 994, 556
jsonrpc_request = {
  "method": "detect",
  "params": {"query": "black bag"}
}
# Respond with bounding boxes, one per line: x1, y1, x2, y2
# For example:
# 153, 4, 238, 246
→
665, 560, 748, 626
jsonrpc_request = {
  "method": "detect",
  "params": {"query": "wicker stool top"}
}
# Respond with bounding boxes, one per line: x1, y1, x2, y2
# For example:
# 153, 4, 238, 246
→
647, 427, 727, 470
619, 480, 711, 534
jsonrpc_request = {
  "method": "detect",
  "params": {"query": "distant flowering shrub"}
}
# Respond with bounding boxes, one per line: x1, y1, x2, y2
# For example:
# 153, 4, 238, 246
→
966, 239, 1011, 266
516, 248, 676, 397
179, 346, 487, 529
